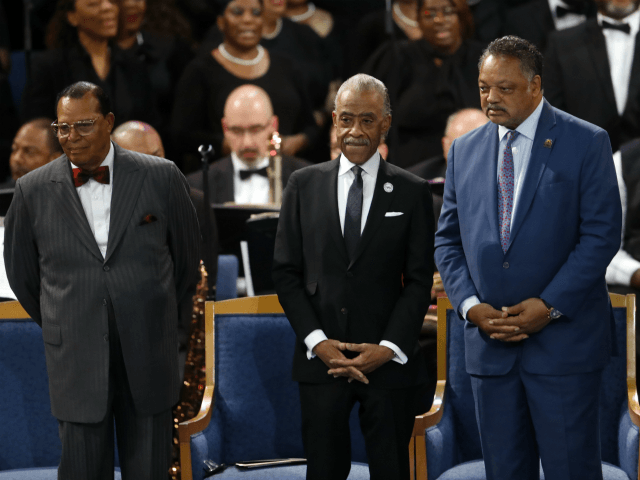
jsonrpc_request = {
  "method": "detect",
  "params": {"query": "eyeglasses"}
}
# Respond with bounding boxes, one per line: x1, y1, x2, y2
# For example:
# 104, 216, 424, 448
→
225, 122, 271, 136
422, 6, 458, 20
51, 117, 100, 138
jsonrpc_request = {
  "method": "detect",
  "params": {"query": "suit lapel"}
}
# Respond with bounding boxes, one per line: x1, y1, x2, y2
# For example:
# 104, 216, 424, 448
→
481, 123, 501, 247
624, 31, 640, 115
105, 146, 147, 262
586, 21, 618, 109
349, 160, 395, 268
49, 157, 104, 261
217, 157, 235, 204
508, 100, 557, 249
323, 159, 349, 265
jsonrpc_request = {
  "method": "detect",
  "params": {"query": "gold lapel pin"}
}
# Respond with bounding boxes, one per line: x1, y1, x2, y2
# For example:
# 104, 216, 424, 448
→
544, 139, 553, 149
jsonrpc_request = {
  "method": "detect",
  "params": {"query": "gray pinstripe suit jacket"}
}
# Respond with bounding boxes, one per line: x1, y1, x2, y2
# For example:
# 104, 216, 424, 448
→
4, 144, 200, 423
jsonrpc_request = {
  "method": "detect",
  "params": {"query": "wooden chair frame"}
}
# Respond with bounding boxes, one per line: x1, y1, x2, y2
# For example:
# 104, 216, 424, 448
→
178, 295, 284, 480
410, 294, 639, 480
0, 300, 30, 319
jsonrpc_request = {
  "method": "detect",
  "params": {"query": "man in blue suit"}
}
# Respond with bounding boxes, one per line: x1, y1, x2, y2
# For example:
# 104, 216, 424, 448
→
435, 36, 622, 480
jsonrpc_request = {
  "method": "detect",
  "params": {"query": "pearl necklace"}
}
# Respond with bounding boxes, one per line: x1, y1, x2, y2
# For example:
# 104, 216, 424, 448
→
262, 18, 283, 39
218, 43, 265, 66
289, 2, 316, 22
393, 2, 419, 28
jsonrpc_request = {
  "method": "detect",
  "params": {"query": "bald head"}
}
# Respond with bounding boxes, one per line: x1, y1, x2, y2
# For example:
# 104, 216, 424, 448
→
442, 109, 488, 161
112, 121, 165, 158
222, 85, 278, 165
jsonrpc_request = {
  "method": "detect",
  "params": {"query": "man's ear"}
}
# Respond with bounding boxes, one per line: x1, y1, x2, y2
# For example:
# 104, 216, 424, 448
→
332, 111, 338, 128
272, 115, 279, 132
382, 114, 392, 135
106, 113, 115, 133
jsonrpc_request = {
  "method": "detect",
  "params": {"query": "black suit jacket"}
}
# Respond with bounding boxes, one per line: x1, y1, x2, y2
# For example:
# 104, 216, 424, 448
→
503, 0, 556, 51
185, 155, 311, 203
544, 19, 640, 152
4, 145, 200, 423
273, 158, 434, 388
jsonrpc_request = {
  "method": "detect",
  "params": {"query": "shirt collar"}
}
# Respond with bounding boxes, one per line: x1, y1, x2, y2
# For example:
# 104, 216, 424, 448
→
598, 8, 640, 34
231, 152, 270, 172
498, 97, 545, 142
338, 151, 381, 178
70, 141, 115, 172
548, 0, 584, 15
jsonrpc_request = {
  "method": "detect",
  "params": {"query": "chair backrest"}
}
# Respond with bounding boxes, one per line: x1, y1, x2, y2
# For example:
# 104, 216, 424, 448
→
216, 254, 238, 301
438, 294, 635, 467
0, 302, 61, 470
206, 295, 367, 464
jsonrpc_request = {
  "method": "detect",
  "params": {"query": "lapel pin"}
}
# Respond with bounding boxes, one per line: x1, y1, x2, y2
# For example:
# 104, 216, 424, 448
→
544, 139, 553, 149
384, 182, 393, 193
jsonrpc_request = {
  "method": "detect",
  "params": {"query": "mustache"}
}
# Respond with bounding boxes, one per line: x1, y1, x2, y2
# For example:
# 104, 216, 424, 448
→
238, 148, 260, 156
343, 138, 370, 146
486, 104, 507, 112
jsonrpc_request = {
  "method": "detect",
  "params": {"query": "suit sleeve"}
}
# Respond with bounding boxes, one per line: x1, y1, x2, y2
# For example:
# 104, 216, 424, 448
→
381, 180, 435, 355
167, 164, 201, 308
541, 129, 622, 318
434, 139, 481, 315
272, 172, 323, 341
4, 181, 42, 324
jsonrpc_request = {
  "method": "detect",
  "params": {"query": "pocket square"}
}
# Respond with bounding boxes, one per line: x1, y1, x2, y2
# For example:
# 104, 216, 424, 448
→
385, 212, 404, 217
139, 214, 158, 225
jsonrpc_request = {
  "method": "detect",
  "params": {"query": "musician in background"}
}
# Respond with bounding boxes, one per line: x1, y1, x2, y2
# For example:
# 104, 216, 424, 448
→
186, 84, 310, 205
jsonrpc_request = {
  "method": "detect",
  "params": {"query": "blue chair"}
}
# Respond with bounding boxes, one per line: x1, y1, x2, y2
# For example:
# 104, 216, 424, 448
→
178, 295, 371, 480
0, 301, 122, 479
216, 254, 238, 301
410, 294, 639, 480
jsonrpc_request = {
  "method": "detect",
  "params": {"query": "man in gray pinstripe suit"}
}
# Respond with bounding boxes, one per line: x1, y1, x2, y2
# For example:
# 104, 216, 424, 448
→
4, 82, 200, 479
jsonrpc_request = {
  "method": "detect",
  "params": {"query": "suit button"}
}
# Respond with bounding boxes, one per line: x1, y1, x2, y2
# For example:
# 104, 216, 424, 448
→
347, 272, 354, 278
503, 262, 509, 269
102, 299, 107, 306
104, 334, 109, 342
103, 265, 110, 272
341, 308, 348, 315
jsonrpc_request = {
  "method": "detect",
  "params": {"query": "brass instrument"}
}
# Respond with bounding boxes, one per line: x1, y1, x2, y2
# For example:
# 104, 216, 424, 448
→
267, 131, 283, 206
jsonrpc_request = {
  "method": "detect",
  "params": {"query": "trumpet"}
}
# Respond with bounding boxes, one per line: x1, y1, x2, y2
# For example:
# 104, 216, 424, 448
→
267, 131, 283, 206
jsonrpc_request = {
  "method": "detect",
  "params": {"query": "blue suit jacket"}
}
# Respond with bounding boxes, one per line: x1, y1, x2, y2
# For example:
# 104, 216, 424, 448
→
435, 100, 622, 376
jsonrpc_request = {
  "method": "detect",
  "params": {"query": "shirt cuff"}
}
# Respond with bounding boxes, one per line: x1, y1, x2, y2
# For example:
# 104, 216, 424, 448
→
460, 295, 481, 320
304, 329, 328, 360
606, 249, 640, 286
380, 340, 408, 365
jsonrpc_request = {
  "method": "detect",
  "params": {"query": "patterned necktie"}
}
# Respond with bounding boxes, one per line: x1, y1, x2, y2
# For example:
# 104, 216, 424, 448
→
344, 166, 363, 260
72, 166, 110, 187
498, 131, 517, 253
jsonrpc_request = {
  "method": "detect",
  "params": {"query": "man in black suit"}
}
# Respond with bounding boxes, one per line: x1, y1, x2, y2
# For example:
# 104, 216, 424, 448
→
4, 82, 200, 479
544, 0, 640, 152
186, 84, 309, 204
273, 73, 434, 480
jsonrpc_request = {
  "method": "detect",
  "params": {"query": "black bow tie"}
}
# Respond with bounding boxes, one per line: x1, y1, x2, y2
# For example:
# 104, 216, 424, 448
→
601, 20, 631, 34
555, 4, 585, 18
239, 167, 269, 180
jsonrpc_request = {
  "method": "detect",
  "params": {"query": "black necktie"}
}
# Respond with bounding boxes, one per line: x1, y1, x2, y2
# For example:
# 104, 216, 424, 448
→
601, 20, 631, 34
239, 167, 269, 180
344, 166, 363, 260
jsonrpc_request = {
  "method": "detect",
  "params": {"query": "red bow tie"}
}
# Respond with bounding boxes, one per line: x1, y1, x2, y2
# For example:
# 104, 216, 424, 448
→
72, 166, 110, 187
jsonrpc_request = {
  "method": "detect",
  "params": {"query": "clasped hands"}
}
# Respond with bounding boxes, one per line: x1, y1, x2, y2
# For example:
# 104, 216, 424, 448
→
313, 339, 395, 384
467, 298, 552, 342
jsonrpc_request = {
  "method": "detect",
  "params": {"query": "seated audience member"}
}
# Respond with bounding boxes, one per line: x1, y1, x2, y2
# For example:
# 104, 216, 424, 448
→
186, 84, 310, 204
329, 124, 388, 161
364, 0, 484, 168
352, 0, 422, 74
4, 118, 63, 188
22, 0, 158, 128
503, 0, 595, 51
545, 0, 640, 153
606, 138, 640, 296
171, 0, 318, 170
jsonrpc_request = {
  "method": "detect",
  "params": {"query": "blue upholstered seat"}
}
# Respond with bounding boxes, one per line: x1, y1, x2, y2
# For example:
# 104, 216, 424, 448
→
412, 295, 639, 480
179, 297, 369, 480
216, 254, 239, 301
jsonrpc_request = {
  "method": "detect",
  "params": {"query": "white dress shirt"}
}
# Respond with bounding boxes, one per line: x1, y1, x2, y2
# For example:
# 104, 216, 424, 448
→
599, 9, 640, 116
606, 151, 640, 285
304, 152, 407, 364
231, 153, 270, 204
460, 98, 545, 319
548, 0, 588, 31
70, 142, 114, 259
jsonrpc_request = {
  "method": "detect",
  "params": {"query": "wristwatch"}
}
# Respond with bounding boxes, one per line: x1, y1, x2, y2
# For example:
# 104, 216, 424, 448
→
541, 299, 562, 320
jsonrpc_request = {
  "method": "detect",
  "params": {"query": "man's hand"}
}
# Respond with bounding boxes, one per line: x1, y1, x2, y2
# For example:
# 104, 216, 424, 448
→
313, 339, 368, 384
328, 343, 395, 383
490, 298, 551, 341
467, 303, 527, 342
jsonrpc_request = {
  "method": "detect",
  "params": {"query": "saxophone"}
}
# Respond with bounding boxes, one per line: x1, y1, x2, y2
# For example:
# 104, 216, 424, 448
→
266, 131, 283, 206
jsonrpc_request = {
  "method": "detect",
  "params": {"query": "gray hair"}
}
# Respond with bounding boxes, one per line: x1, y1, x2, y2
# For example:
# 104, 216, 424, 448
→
478, 36, 543, 83
334, 74, 392, 116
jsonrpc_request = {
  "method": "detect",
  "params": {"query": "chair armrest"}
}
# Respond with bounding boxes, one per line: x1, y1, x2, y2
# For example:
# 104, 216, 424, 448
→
179, 384, 215, 480
411, 380, 446, 480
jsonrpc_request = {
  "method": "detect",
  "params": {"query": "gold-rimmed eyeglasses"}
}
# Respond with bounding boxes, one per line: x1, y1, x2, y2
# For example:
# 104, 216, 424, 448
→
51, 117, 101, 138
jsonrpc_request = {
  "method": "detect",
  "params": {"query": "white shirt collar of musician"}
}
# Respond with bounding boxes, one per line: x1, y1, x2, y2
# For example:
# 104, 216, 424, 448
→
338, 151, 381, 178
231, 152, 270, 173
